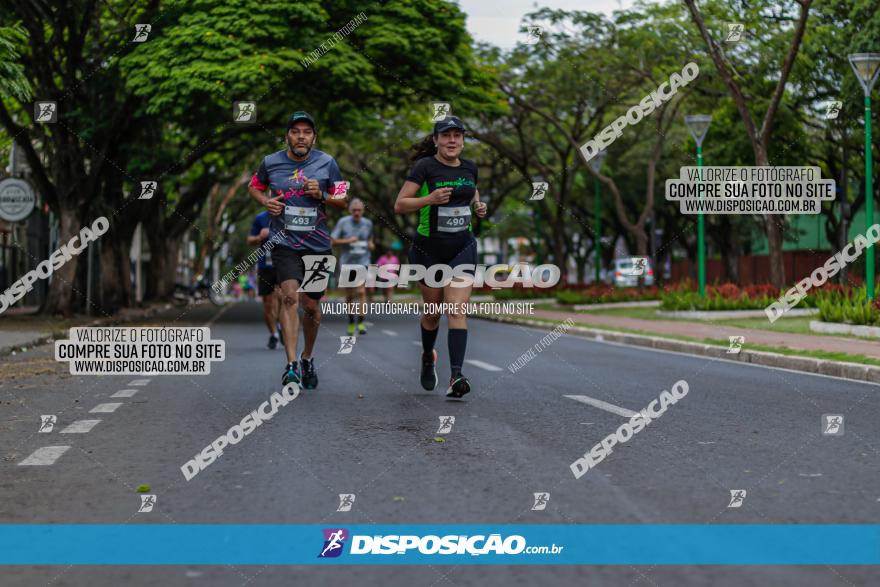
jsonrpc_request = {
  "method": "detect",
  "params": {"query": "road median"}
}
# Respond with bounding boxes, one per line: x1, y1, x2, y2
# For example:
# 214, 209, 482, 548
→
475, 312, 880, 385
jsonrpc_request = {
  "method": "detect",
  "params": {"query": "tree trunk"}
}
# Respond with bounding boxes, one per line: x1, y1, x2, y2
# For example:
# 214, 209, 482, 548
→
575, 252, 587, 285
765, 218, 784, 287
713, 217, 739, 284
755, 147, 785, 287
43, 207, 80, 317
146, 230, 180, 301
724, 252, 739, 284
97, 234, 132, 314
553, 232, 567, 283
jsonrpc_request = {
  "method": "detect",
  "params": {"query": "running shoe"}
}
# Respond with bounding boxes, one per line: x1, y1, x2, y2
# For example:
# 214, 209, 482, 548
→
420, 350, 438, 391
446, 375, 471, 399
358, 323, 367, 335
282, 362, 301, 386
300, 355, 318, 389
268, 334, 279, 350
347, 323, 356, 336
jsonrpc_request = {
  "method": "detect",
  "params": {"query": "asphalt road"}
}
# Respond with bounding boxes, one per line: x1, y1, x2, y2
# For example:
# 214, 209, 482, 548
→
1, 300, 878, 586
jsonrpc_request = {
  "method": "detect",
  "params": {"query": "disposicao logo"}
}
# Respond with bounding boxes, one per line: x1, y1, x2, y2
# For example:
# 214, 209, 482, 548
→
319, 528, 348, 558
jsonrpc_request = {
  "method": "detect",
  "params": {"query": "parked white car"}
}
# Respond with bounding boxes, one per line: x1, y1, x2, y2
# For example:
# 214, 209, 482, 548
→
610, 257, 655, 287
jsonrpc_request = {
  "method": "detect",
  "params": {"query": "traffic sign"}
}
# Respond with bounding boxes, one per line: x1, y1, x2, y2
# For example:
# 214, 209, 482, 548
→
0, 177, 36, 222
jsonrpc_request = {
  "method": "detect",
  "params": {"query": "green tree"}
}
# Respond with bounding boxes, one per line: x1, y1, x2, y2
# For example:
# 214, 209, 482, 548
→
684, 0, 815, 288
0, 0, 497, 314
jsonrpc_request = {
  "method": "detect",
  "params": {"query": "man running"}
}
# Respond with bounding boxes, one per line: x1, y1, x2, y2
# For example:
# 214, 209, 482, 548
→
248, 111, 348, 389
331, 198, 374, 336
393, 116, 487, 398
248, 211, 282, 349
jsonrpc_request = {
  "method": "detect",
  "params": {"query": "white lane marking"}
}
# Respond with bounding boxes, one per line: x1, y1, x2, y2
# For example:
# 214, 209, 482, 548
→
466, 359, 502, 372
19, 446, 70, 465
111, 389, 138, 398
90, 403, 123, 413
412, 341, 422, 347
128, 379, 151, 386
382, 330, 398, 337
60, 420, 101, 434
563, 395, 638, 418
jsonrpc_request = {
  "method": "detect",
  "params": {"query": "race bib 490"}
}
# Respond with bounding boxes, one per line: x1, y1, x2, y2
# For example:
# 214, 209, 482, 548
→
437, 206, 471, 233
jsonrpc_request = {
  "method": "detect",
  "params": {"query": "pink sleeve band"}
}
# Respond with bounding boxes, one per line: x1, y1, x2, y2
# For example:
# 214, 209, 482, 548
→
249, 174, 268, 191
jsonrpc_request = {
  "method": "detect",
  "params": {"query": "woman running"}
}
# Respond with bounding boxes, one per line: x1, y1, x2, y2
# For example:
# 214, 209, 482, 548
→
394, 116, 487, 398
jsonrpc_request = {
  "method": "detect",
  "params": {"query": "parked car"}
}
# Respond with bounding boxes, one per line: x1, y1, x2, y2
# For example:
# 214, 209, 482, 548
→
610, 257, 655, 287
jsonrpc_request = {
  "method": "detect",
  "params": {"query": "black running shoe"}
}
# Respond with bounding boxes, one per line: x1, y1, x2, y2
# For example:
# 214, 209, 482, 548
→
300, 355, 318, 390
420, 350, 438, 391
268, 335, 279, 350
282, 362, 301, 386
446, 375, 471, 399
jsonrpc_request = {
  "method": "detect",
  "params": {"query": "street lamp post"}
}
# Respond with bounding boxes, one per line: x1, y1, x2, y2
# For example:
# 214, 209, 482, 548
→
589, 150, 608, 284
848, 53, 880, 300
685, 114, 712, 297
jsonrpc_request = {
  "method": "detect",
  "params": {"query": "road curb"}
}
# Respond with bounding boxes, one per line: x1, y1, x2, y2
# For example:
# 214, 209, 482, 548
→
572, 300, 661, 311
656, 308, 818, 320
809, 319, 880, 339
475, 314, 880, 385
0, 303, 173, 358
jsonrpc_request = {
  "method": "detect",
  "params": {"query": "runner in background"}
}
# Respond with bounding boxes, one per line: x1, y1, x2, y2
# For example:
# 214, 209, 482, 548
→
237, 274, 249, 300
248, 211, 282, 349
245, 271, 257, 300
376, 248, 400, 303
331, 198, 374, 335
393, 116, 487, 398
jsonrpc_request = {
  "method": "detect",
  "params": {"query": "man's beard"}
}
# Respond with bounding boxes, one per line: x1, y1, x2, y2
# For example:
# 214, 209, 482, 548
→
287, 137, 313, 158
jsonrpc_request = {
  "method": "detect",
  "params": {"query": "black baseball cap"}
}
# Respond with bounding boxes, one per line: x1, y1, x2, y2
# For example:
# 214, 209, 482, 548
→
287, 111, 316, 131
433, 116, 466, 135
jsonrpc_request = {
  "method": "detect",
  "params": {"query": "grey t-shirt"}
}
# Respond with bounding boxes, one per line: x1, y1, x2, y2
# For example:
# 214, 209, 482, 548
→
331, 216, 373, 265
250, 149, 344, 252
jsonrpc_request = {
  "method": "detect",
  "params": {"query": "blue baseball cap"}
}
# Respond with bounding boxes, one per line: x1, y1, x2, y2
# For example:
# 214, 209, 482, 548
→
433, 116, 466, 135
287, 111, 316, 131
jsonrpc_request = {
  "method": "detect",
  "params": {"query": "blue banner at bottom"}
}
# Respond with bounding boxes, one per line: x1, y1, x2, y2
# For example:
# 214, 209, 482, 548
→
0, 525, 878, 565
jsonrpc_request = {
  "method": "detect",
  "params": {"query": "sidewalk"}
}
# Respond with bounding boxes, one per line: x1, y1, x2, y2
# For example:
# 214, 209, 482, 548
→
0, 303, 174, 356
530, 308, 880, 360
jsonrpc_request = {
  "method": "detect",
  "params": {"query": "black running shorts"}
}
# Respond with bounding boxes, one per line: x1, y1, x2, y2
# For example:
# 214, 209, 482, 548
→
407, 234, 477, 285
273, 247, 331, 301
257, 266, 278, 297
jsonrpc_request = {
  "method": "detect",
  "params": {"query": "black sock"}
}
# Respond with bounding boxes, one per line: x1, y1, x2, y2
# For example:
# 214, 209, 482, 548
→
348, 314, 355, 324
448, 328, 467, 378
421, 324, 439, 354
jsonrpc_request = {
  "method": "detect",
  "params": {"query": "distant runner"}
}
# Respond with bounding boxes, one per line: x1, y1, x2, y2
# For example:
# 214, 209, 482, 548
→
376, 248, 400, 302
248, 111, 348, 390
331, 198, 374, 336
248, 211, 282, 349
393, 115, 487, 398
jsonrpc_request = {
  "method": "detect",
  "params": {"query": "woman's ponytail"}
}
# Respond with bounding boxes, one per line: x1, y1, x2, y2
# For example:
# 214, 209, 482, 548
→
410, 134, 437, 162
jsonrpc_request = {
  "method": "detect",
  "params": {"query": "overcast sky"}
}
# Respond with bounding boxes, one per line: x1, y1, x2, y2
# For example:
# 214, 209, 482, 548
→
458, 0, 635, 48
